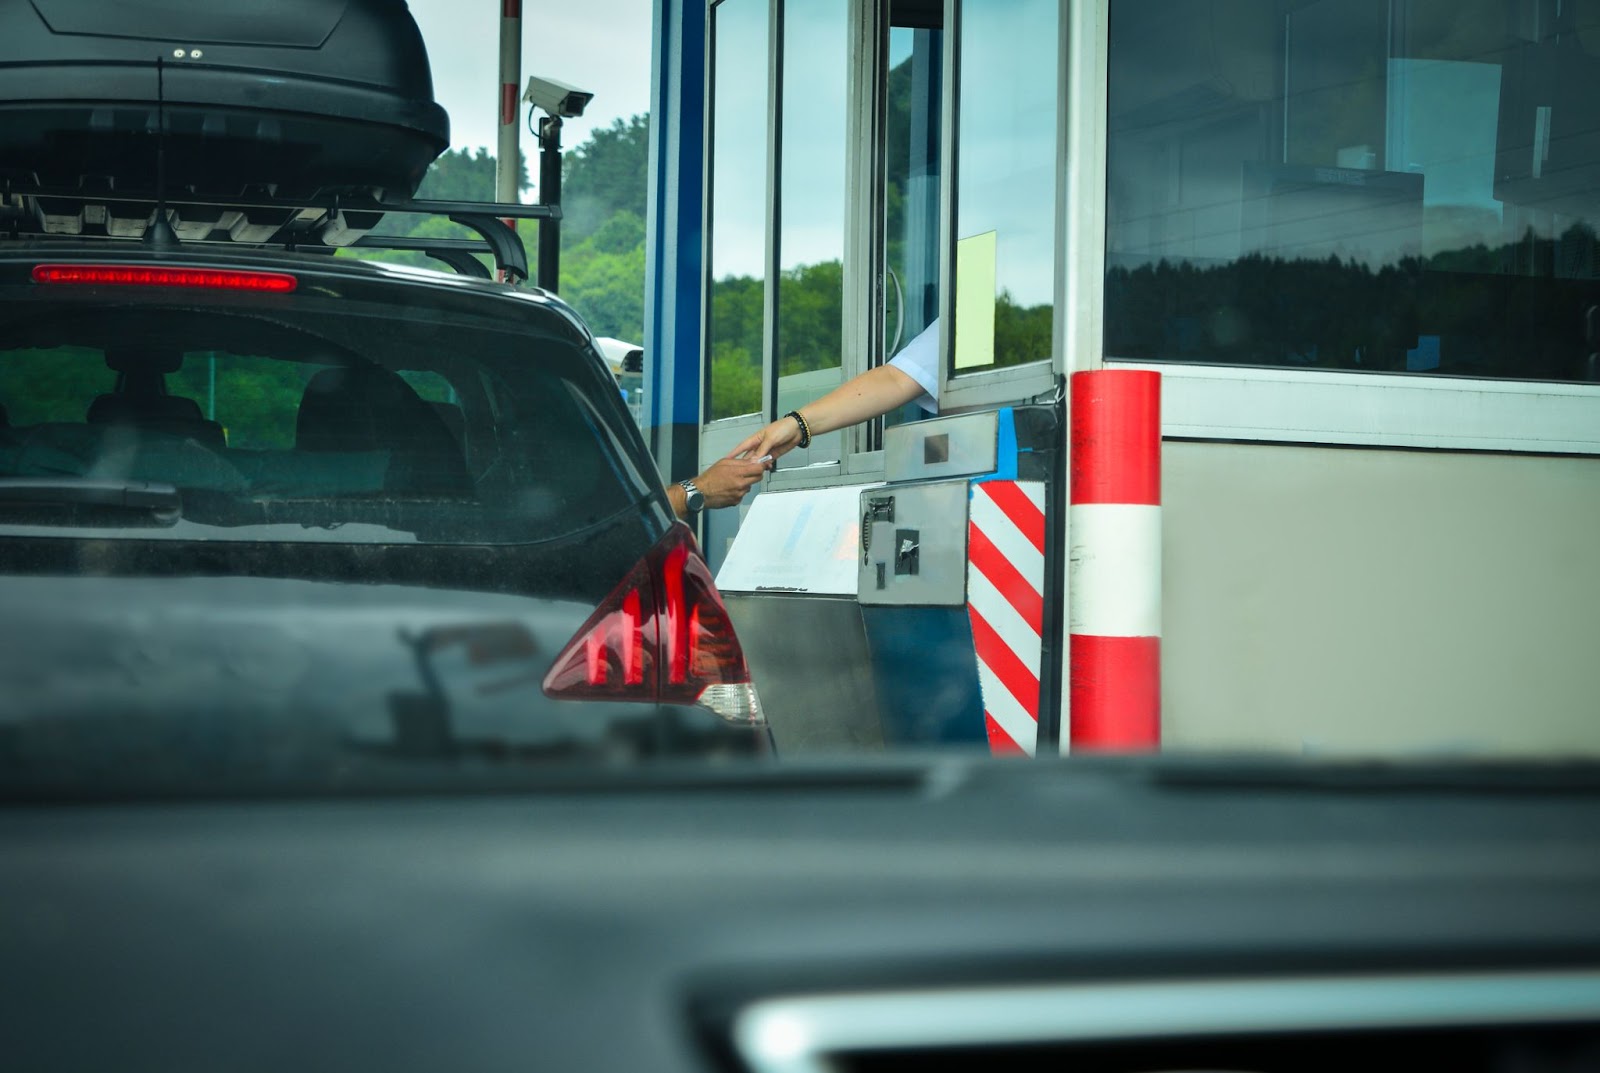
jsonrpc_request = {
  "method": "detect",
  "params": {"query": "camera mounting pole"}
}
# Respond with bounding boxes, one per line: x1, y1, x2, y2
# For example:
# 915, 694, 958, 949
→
522, 75, 592, 294
537, 114, 562, 293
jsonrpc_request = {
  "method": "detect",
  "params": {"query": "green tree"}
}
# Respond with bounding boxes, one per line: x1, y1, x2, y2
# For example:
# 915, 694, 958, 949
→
351, 121, 654, 344
560, 115, 650, 244
708, 274, 765, 419
994, 294, 1052, 367
416, 146, 515, 202
354, 147, 530, 271
777, 261, 845, 377
561, 211, 648, 341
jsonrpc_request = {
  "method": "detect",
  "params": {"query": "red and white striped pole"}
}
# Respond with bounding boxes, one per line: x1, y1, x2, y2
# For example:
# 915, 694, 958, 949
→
496, 0, 523, 255
967, 480, 1048, 757
1068, 369, 1161, 751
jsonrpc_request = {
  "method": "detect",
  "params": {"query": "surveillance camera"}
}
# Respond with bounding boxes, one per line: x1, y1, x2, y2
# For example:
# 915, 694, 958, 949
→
522, 75, 594, 119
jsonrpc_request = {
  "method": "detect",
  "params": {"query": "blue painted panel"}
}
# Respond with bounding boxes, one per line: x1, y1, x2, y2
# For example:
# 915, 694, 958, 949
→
861, 605, 985, 746
974, 406, 1018, 484
645, 0, 708, 438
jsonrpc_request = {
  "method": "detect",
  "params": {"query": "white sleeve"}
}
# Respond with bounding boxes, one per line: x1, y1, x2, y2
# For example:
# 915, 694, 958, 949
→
887, 319, 939, 413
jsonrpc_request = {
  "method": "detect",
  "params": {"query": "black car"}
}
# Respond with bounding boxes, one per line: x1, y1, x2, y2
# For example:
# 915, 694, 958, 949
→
0, 242, 769, 787
0, 0, 766, 787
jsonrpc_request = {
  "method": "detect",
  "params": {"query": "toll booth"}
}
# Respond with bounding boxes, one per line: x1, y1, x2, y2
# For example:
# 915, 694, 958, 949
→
717, 407, 1061, 753
645, 0, 1600, 757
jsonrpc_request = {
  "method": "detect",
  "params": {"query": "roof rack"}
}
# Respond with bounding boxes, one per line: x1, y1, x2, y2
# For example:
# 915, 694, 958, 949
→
2, 182, 557, 284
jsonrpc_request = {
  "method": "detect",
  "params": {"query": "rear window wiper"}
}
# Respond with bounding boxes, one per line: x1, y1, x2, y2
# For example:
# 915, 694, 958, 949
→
0, 478, 182, 527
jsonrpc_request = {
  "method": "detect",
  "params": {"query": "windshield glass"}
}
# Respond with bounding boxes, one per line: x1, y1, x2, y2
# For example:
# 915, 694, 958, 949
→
1, 0, 1594, 804
0, 286, 650, 546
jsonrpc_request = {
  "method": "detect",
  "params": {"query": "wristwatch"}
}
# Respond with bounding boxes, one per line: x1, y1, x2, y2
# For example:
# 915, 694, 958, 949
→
678, 478, 706, 514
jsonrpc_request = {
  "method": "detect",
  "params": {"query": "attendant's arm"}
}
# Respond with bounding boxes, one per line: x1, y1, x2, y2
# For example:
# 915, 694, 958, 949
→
728, 364, 925, 462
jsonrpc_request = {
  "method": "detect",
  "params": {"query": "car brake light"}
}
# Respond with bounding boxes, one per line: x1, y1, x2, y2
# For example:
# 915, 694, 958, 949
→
32, 264, 298, 293
543, 525, 764, 726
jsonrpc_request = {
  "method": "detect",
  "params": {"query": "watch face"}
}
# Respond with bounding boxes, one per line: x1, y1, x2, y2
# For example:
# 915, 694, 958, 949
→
682, 482, 705, 511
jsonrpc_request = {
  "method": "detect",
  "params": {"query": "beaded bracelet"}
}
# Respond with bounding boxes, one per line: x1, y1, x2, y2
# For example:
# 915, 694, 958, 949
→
784, 409, 811, 449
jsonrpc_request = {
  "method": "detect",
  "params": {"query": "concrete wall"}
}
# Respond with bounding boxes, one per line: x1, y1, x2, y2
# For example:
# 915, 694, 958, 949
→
1161, 441, 1600, 757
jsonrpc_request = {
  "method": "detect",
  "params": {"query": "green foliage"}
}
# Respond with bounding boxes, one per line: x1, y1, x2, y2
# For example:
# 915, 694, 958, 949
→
777, 261, 844, 377
708, 275, 764, 419
549, 115, 652, 339
348, 123, 653, 344
994, 293, 1053, 368
418, 146, 521, 202
562, 211, 647, 342
168, 353, 327, 450
0, 349, 112, 426
346, 212, 498, 274
884, 51, 913, 268
366, 145, 526, 263
1104, 253, 1421, 370
706, 259, 848, 417
709, 344, 762, 419
560, 115, 651, 245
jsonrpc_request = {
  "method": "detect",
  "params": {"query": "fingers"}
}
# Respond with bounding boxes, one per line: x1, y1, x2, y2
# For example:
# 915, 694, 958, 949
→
727, 419, 800, 464
726, 432, 763, 460
692, 457, 771, 509
722, 457, 769, 487
749, 431, 786, 462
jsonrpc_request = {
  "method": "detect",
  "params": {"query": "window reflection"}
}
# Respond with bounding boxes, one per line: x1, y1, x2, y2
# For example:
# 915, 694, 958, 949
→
884, 21, 942, 430
706, 0, 769, 422
1106, 0, 1600, 383
776, 0, 848, 462
952, 0, 1058, 375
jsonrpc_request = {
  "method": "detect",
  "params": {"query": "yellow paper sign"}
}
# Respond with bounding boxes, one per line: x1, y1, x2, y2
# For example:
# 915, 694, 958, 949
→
954, 230, 997, 370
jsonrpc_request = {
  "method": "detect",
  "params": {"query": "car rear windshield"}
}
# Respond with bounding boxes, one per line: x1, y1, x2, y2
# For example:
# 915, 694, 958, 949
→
0, 280, 655, 545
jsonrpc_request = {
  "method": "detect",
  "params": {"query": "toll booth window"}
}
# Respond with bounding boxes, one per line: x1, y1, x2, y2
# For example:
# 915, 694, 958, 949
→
884, 14, 943, 430
775, 0, 849, 463
949, 0, 1059, 377
706, 0, 770, 422
1105, 0, 1600, 384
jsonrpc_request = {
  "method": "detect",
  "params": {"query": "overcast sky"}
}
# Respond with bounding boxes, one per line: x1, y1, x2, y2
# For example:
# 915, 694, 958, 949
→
407, 0, 655, 165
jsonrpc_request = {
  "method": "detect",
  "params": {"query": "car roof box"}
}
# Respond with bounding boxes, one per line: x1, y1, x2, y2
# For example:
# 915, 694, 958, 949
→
0, 0, 450, 208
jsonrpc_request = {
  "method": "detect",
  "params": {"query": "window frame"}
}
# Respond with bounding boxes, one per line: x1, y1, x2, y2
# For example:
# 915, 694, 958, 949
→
699, 0, 779, 437
933, 0, 1064, 415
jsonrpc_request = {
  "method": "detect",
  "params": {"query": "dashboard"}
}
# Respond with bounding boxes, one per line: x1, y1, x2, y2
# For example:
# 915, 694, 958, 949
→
4, 756, 1599, 1071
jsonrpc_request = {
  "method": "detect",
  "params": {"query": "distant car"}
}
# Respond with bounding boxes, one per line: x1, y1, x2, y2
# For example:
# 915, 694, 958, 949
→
593, 337, 647, 427
0, 243, 769, 788
593, 337, 644, 379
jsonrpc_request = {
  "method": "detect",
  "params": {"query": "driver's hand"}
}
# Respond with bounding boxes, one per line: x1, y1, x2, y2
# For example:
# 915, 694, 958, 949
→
693, 456, 770, 509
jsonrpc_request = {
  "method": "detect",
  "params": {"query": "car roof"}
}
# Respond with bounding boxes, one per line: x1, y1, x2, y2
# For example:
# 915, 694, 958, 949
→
0, 238, 597, 341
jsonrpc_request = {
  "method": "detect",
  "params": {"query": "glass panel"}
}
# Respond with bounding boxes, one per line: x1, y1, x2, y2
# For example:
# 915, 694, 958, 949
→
0, 294, 647, 546
776, 0, 849, 463
884, 21, 943, 429
951, 0, 1058, 376
1105, 0, 1600, 383
706, 0, 770, 422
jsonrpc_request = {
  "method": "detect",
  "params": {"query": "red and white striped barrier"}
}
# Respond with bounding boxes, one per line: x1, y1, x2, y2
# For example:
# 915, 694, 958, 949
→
967, 480, 1047, 756
499, 1, 523, 140
497, 0, 523, 251
1068, 369, 1161, 751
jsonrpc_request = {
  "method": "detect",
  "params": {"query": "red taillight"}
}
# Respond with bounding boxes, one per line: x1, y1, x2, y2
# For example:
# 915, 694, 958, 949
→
542, 525, 764, 725
31, 264, 298, 293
